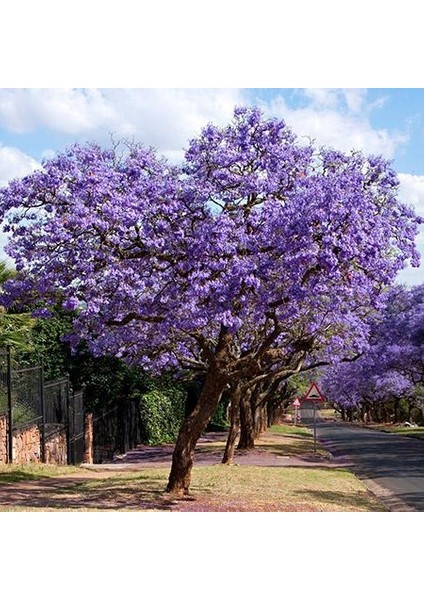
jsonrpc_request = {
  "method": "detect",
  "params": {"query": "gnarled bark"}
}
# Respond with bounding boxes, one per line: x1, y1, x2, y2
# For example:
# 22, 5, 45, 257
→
166, 367, 227, 494
238, 390, 256, 450
166, 328, 233, 495
222, 384, 241, 464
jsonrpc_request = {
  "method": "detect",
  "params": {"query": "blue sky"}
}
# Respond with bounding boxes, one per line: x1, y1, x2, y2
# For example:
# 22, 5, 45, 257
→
1, 88, 424, 285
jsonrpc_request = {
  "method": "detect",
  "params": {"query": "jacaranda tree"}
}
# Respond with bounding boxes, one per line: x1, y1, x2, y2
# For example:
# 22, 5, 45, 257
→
321, 284, 424, 423
0, 107, 421, 494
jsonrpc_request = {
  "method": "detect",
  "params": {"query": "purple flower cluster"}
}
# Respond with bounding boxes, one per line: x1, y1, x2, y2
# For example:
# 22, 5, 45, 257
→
321, 284, 424, 417
0, 107, 421, 380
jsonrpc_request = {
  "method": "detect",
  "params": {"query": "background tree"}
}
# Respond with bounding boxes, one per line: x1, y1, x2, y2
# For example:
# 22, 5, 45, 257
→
321, 285, 424, 424
0, 260, 34, 350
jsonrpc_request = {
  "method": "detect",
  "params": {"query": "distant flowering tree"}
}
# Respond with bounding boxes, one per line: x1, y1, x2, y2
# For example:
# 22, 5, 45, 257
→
321, 285, 424, 423
0, 107, 421, 493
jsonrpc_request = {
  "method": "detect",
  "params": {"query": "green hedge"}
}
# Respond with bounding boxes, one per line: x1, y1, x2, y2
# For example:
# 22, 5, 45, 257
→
139, 387, 186, 445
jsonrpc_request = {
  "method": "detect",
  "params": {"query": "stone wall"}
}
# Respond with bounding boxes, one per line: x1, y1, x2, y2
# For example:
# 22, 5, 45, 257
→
0, 415, 42, 464
0, 414, 7, 464
45, 427, 67, 465
0, 414, 93, 466
13, 425, 41, 463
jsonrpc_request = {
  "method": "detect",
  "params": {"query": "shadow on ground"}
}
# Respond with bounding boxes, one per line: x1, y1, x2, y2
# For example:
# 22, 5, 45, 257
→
0, 473, 176, 511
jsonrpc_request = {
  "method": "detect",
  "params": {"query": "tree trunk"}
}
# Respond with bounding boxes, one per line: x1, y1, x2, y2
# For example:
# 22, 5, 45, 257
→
381, 404, 388, 423
238, 392, 256, 450
393, 397, 400, 423
222, 384, 241, 464
256, 404, 268, 435
267, 398, 285, 426
166, 368, 227, 495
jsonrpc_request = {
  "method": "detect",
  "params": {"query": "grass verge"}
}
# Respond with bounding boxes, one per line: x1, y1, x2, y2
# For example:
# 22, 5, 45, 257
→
267, 423, 313, 437
354, 422, 424, 440
381, 425, 424, 439
0, 464, 385, 512
0, 463, 82, 484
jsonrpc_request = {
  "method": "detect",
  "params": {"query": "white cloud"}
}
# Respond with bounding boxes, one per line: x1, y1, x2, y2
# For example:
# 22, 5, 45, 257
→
104, 88, 247, 161
303, 88, 342, 109
397, 173, 424, 215
0, 88, 246, 160
0, 88, 116, 135
396, 262, 424, 287
396, 173, 424, 286
0, 145, 40, 187
262, 90, 407, 159
302, 88, 368, 112
343, 89, 368, 113
0, 88, 408, 163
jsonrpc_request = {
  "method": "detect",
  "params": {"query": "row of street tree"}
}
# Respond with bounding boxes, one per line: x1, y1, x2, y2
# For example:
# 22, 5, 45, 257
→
321, 284, 424, 424
0, 107, 421, 494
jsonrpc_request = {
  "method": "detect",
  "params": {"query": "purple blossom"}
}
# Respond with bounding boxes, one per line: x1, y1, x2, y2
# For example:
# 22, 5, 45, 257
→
0, 108, 421, 378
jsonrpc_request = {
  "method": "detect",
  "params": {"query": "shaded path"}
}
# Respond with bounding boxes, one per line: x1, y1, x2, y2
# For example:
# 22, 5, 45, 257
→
85, 430, 347, 470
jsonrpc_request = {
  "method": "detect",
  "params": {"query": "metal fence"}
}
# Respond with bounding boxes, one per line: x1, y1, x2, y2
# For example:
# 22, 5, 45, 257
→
69, 389, 85, 464
0, 347, 146, 465
0, 346, 85, 464
92, 398, 143, 463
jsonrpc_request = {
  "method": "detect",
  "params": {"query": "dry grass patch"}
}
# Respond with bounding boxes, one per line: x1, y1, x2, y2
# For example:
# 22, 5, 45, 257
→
255, 426, 329, 459
182, 465, 386, 512
195, 424, 327, 460
0, 463, 83, 484
0, 464, 386, 512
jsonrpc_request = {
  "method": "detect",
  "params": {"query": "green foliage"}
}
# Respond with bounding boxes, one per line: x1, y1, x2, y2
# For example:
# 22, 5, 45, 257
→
0, 262, 16, 286
288, 372, 316, 398
410, 406, 424, 426
71, 353, 149, 412
207, 396, 229, 431
0, 308, 35, 350
0, 391, 38, 425
12, 401, 38, 426
139, 383, 186, 445
16, 305, 73, 379
12, 301, 192, 447
0, 392, 6, 415
0, 261, 35, 351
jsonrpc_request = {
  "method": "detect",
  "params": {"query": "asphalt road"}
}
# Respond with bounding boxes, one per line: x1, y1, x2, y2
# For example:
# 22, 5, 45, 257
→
300, 401, 424, 511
